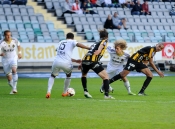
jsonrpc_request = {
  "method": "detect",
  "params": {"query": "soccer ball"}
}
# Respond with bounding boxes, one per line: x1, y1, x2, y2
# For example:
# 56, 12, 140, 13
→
67, 88, 75, 97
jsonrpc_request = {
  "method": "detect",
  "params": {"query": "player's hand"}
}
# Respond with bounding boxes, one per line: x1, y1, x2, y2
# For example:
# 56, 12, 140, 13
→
94, 50, 100, 55
78, 64, 82, 70
18, 53, 22, 59
0, 53, 4, 57
75, 59, 82, 64
158, 71, 164, 78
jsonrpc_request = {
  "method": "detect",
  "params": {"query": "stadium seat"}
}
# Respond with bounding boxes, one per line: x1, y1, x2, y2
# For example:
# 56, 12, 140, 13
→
75, 24, 83, 32
46, 1, 53, 9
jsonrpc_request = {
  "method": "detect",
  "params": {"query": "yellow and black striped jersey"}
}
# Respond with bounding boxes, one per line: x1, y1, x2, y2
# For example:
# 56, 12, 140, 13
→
82, 39, 108, 62
131, 46, 156, 62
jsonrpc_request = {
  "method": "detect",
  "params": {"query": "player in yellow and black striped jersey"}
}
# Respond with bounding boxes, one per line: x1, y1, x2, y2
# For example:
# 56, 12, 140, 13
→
107, 43, 165, 96
80, 29, 115, 99
82, 39, 107, 63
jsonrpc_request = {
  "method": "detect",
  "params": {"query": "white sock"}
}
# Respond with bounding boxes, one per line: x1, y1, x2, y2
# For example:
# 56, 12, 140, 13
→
8, 80, 13, 88
12, 73, 18, 90
47, 76, 55, 93
124, 81, 131, 93
64, 77, 71, 93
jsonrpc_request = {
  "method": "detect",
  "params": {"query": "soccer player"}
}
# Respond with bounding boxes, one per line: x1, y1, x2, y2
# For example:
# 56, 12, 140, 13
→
46, 32, 90, 98
80, 29, 115, 99
100, 40, 136, 95
108, 43, 164, 95
0, 30, 22, 94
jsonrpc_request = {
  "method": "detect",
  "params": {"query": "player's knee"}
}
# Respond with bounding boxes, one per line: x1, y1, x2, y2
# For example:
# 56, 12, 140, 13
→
51, 74, 56, 78
6, 72, 12, 76
147, 74, 153, 78
66, 72, 71, 77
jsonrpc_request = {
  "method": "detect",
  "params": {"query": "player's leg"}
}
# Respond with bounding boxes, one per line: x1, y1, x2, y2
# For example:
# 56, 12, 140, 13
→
109, 69, 130, 84
100, 71, 115, 93
11, 66, 18, 93
11, 59, 18, 92
121, 77, 136, 95
92, 63, 114, 99
62, 63, 73, 97
62, 72, 71, 97
81, 64, 92, 98
98, 70, 115, 99
46, 62, 60, 98
2, 61, 15, 94
138, 68, 153, 95
108, 59, 135, 84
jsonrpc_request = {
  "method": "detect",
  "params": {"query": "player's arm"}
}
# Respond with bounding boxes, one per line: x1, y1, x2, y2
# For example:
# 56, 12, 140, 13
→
94, 44, 104, 55
76, 43, 90, 50
16, 40, 22, 59
149, 58, 164, 77
71, 58, 82, 64
0, 45, 4, 56
17, 45, 22, 59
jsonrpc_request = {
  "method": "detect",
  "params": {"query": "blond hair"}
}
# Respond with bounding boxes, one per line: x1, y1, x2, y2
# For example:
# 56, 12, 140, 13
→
114, 40, 127, 50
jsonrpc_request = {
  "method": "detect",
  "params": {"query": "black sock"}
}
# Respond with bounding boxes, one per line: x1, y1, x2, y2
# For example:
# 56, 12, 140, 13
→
109, 74, 122, 84
81, 77, 88, 92
139, 77, 152, 93
103, 79, 109, 96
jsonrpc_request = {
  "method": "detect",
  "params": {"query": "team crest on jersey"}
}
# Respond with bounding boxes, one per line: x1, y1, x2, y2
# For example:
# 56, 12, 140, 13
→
8, 45, 10, 47
13, 44, 15, 48
121, 59, 124, 61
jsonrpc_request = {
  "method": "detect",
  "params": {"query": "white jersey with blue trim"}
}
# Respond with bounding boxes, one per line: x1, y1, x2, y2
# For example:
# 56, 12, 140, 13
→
107, 46, 130, 72
55, 39, 78, 63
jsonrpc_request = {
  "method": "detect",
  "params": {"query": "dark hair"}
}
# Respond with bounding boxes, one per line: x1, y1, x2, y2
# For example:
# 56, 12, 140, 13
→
66, 32, 74, 39
4, 30, 11, 36
99, 29, 108, 39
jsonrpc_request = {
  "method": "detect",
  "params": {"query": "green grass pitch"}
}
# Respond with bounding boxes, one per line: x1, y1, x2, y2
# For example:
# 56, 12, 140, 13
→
0, 76, 175, 129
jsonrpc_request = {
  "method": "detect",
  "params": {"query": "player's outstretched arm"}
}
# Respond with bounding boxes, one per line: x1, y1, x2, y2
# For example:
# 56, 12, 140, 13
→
71, 58, 82, 64
94, 44, 104, 55
18, 45, 22, 59
149, 58, 164, 78
76, 43, 90, 50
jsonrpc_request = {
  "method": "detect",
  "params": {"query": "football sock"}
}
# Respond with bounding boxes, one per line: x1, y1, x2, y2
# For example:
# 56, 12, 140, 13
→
103, 79, 109, 96
81, 77, 88, 92
64, 77, 71, 93
8, 80, 13, 88
139, 77, 152, 93
109, 74, 122, 84
124, 81, 131, 93
47, 76, 55, 93
12, 73, 18, 90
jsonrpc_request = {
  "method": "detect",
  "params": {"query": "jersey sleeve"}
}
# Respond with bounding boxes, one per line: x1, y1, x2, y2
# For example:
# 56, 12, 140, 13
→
100, 40, 107, 46
13, 38, 20, 46
107, 46, 115, 54
125, 52, 130, 59
73, 40, 78, 47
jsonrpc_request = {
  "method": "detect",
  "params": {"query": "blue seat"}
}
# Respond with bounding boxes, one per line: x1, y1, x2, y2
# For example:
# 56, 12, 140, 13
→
47, 22, 55, 31
37, 36, 45, 42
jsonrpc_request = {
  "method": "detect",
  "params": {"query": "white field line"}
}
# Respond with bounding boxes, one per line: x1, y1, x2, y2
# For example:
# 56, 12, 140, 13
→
2, 98, 175, 103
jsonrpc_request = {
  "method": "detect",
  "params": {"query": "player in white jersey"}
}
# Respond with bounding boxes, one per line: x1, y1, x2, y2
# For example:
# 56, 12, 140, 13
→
46, 32, 90, 98
100, 40, 136, 95
0, 30, 22, 94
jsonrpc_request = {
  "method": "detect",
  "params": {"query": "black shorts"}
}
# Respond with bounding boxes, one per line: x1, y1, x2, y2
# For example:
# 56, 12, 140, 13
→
124, 58, 148, 72
81, 61, 104, 74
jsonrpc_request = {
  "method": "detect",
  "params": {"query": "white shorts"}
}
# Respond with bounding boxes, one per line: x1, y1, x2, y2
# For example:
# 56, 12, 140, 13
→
2, 58, 18, 75
107, 68, 123, 79
51, 60, 73, 76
